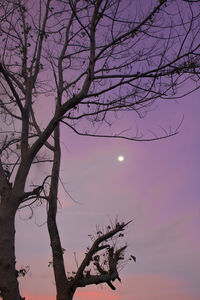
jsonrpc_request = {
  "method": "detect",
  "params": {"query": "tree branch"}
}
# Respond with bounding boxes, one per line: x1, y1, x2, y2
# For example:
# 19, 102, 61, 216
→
61, 120, 178, 142
72, 221, 132, 289
0, 62, 24, 114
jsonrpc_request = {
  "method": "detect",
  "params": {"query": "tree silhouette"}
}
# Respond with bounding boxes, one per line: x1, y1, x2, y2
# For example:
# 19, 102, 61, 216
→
0, 0, 200, 299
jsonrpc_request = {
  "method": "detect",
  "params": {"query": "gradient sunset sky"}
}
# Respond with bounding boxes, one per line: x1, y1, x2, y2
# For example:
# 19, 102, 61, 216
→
14, 84, 200, 300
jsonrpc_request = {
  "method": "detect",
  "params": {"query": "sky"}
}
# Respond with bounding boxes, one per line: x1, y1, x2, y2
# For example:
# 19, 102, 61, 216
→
15, 87, 200, 300
1, 1, 197, 299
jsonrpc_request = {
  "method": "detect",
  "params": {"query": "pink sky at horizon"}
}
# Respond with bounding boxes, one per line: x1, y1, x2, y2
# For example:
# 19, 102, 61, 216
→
15, 88, 200, 300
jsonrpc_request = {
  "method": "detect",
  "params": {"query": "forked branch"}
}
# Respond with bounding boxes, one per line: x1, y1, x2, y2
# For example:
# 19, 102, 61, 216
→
70, 221, 133, 291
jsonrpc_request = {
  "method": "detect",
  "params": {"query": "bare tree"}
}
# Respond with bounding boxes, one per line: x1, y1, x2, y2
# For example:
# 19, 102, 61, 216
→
0, 0, 200, 299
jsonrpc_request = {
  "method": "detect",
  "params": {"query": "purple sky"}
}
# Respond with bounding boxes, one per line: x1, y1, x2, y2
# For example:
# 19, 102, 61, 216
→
1, 1, 200, 299
15, 88, 200, 299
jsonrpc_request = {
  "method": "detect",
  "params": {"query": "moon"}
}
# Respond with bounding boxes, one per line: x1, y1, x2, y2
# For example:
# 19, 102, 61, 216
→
118, 155, 125, 162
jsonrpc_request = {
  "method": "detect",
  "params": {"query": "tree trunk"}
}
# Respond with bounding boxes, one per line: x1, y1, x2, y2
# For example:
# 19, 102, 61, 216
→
65, 292, 74, 300
0, 200, 21, 300
47, 215, 70, 300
